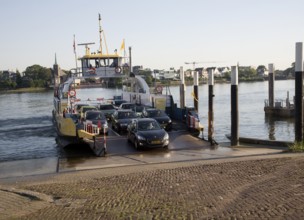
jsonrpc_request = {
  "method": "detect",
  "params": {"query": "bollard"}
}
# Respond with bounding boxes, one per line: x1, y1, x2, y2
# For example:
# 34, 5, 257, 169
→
268, 64, 275, 108
208, 69, 215, 145
295, 42, 303, 142
231, 66, 239, 146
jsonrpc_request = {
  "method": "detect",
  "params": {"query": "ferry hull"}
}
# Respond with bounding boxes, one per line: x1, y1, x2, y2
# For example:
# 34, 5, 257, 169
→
264, 107, 294, 118
52, 110, 106, 156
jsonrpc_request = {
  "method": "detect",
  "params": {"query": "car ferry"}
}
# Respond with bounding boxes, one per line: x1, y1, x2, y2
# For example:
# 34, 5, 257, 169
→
52, 14, 129, 156
52, 14, 203, 156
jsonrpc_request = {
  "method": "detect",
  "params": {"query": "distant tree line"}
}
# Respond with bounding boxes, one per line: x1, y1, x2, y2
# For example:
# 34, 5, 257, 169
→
0, 64, 57, 90
134, 63, 296, 86
0, 62, 296, 90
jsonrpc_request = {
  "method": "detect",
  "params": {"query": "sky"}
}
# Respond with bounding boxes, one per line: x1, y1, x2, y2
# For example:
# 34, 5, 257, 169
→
1, 0, 304, 72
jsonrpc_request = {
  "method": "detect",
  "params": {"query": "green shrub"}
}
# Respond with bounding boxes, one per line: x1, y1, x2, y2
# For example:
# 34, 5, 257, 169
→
289, 141, 304, 152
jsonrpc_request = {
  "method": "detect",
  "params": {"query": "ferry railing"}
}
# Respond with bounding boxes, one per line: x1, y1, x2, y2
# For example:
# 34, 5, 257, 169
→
264, 98, 294, 109
83, 120, 99, 134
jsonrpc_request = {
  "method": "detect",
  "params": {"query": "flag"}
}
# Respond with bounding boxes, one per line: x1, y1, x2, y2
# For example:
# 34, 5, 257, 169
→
73, 35, 76, 54
191, 91, 198, 101
120, 39, 125, 52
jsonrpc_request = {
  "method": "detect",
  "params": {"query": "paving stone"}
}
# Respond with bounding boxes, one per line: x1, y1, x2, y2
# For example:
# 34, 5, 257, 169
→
0, 155, 304, 219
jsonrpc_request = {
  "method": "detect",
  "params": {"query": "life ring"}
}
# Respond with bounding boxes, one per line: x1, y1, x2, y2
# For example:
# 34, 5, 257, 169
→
115, 67, 122, 74
69, 90, 76, 97
156, 85, 163, 93
89, 67, 96, 74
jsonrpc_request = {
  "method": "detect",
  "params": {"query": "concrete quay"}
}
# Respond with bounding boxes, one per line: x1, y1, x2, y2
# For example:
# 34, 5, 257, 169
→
0, 142, 304, 219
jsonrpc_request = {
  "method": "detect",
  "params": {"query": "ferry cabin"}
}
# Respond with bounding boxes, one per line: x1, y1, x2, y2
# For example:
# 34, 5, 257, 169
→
79, 47, 127, 78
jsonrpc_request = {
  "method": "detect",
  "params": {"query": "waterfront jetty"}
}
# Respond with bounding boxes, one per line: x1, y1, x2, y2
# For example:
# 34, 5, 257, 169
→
264, 63, 294, 117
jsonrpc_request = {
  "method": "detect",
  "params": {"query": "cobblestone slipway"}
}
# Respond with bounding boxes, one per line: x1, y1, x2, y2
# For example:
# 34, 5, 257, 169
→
1, 154, 304, 219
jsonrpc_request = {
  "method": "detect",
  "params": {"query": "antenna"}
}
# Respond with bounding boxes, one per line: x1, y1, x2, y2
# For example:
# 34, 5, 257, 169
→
78, 42, 95, 55
78, 43, 95, 46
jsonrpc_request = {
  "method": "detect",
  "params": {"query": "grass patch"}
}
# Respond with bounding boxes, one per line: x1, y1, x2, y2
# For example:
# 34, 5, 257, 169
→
288, 141, 304, 152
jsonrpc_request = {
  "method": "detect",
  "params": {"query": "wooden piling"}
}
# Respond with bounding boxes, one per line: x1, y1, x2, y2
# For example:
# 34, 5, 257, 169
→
295, 42, 303, 142
193, 71, 199, 112
268, 64, 275, 108
180, 66, 185, 109
208, 69, 214, 145
231, 66, 239, 146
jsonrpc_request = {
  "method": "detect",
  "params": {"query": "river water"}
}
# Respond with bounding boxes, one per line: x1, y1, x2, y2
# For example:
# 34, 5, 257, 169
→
0, 80, 295, 162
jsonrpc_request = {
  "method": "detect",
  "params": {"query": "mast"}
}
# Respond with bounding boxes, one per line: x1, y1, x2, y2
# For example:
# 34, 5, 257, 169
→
98, 13, 103, 54
73, 34, 78, 74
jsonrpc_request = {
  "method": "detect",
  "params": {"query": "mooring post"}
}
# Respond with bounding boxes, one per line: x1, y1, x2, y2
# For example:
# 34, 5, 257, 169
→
268, 64, 275, 108
295, 42, 303, 142
208, 69, 215, 145
231, 66, 239, 146
180, 66, 186, 109
193, 70, 199, 112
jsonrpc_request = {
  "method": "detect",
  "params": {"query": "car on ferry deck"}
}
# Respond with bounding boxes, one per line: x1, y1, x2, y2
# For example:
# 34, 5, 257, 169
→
74, 103, 90, 114
127, 118, 169, 150
119, 102, 136, 110
111, 109, 137, 133
79, 106, 98, 120
119, 103, 145, 117
142, 108, 172, 131
98, 103, 116, 121
132, 105, 145, 117
83, 110, 108, 135
112, 99, 127, 108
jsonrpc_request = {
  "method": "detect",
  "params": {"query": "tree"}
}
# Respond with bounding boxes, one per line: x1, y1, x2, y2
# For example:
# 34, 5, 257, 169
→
238, 66, 257, 79
23, 65, 52, 87
15, 71, 22, 88
145, 75, 153, 86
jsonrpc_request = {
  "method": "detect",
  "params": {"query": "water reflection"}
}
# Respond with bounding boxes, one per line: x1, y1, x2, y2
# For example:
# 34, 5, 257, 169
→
264, 115, 294, 141
0, 80, 297, 161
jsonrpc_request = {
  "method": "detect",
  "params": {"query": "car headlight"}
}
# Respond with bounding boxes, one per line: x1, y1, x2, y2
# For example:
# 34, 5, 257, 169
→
168, 119, 172, 123
163, 133, 169, 140
137, 135, 146, 141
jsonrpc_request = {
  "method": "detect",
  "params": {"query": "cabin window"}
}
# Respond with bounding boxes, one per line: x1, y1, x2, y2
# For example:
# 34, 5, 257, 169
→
82, 58, 119, 68
82, 59, 89, 68
110, 58, 118, 67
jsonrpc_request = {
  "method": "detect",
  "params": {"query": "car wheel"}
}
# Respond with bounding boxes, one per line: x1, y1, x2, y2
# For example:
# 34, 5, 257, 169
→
134, 140, 140, 150
127, 135, 131, 143
163, 145, 169, 149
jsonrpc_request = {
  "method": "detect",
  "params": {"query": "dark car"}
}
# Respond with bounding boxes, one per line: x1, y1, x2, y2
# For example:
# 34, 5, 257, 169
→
142, 108, 172, 131
119, 103, 144, 117
111, 109, 137, 133
132, 105, 145, 117
112, 99, 128, 107
127, 118, 169, 150
98, 103, 116, 120
119, 102, 136, 110
84, 110, 108, 135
